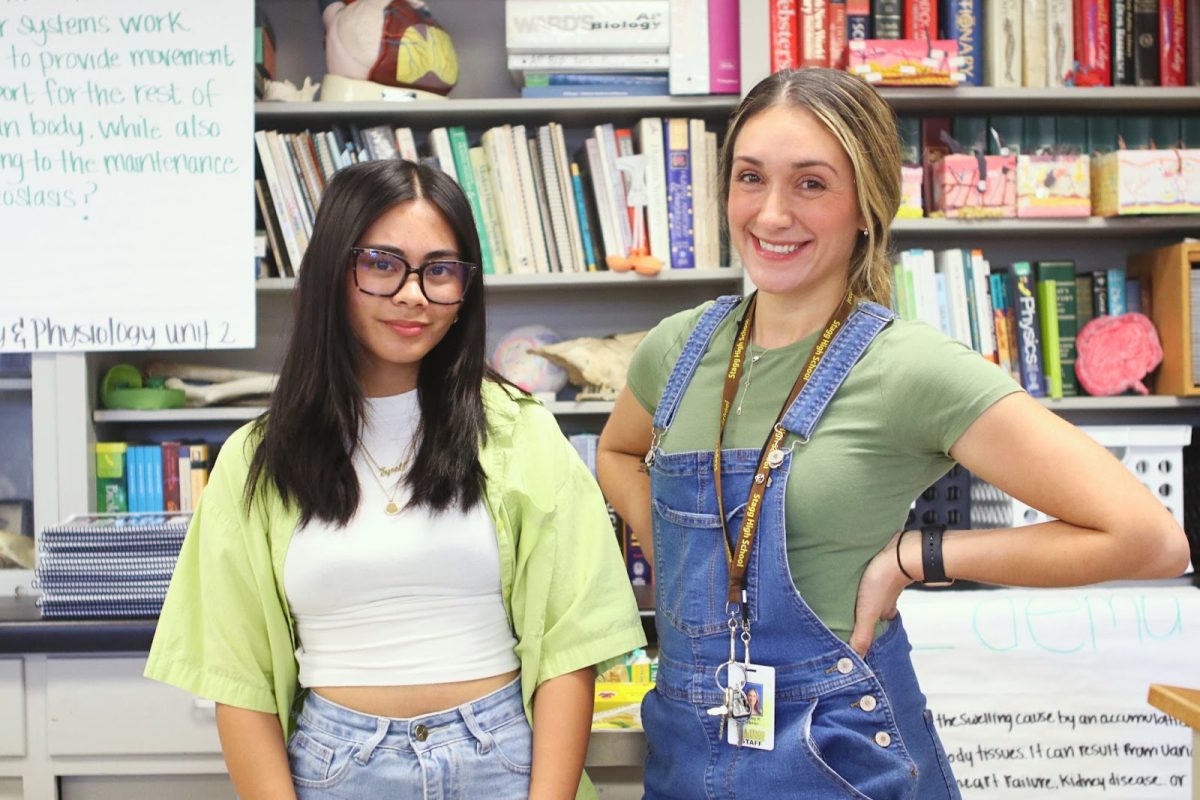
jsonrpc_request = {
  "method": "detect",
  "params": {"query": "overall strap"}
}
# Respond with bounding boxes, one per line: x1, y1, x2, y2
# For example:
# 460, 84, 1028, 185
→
651, 295, 743, 434
778, 301, 894, 441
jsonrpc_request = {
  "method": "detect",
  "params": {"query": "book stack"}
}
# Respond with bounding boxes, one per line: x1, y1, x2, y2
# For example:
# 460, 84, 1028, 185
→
504, 0, 672, 96
34, 513, 191, 619
766, 0, 1200, 88
254, 114, 724, 276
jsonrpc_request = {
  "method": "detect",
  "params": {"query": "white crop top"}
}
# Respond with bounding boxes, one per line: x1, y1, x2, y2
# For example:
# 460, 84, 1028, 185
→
284, 390, 519, 687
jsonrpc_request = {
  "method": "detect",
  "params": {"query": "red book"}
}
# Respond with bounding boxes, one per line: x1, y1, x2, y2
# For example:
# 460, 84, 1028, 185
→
1073, 0, 1113, 85
800, 0, 831, 66
828, 0, 849, 67
904, 0, 938, 41
1160, 0, 1186, 85
161, 441, 181, 512
770, 0, 800, 71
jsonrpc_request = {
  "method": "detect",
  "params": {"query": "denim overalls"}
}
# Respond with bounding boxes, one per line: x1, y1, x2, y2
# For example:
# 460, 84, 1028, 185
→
642, 296, 961, 800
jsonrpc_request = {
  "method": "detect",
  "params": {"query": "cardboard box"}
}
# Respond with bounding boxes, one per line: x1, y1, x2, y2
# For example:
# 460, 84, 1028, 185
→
897, 165, 924, 219
847, 39, 962, 86
928, 153, 1018, 218
1016, 154, 1091, 218
1091, 149, 1200, 216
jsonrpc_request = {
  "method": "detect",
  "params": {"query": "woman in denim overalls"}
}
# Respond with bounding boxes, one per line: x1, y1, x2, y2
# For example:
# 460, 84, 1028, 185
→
598, 69, 1189, 799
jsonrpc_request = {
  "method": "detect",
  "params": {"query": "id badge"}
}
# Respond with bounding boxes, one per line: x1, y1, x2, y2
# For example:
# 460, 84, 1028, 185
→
727, 663, 775, 750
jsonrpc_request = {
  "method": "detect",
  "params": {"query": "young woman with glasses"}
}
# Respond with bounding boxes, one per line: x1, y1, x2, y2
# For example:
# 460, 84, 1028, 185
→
147, 158, 646, 799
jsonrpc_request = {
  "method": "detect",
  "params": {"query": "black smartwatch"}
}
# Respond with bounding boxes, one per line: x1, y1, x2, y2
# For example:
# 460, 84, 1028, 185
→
920, 525, 956, 587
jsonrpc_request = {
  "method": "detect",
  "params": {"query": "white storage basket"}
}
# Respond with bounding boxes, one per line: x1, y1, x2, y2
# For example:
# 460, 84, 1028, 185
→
1007, 425, 1192, 528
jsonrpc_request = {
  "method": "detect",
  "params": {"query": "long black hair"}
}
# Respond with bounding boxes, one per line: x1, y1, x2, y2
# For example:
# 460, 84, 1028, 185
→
247, 159, 492, 524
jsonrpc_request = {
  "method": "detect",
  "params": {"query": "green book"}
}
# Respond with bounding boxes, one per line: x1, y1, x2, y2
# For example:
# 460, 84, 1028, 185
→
1055, 115, 1089, 153
1087, 116, 1119, 155
1036, 280, 1063, 399
1037, 260, 1079, 397
1023, 115, 1057, 153
96, 442, 128, 513
987, 115, 1024, 154
446, 126, 495, 275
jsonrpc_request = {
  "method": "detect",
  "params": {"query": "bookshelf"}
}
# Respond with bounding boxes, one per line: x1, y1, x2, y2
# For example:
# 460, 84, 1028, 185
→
11, 0, 1200, 595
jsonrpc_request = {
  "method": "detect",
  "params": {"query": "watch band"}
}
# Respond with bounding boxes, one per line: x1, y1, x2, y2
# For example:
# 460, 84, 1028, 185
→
920, 525, 955, 587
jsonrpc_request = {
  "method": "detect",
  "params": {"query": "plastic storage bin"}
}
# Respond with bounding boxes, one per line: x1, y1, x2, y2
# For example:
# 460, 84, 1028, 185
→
1007, 426, 1192, 528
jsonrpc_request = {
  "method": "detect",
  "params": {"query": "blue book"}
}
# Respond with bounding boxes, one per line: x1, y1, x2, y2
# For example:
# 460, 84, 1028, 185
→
148, 444, 164, 513
1010, 262, 1046, 397
129, 446, 144, 513
941, 0, 982, 86
1125, 278, 1141, 313
524, 72, 668, 86
569, 162, 598, 272
664, 118, 694, 269
1107, 267, 1127, 315
520, 83, 668, 98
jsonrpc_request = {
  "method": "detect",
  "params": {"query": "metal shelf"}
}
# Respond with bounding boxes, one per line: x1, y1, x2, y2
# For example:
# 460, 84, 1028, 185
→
877, 86, 1200, 112
94, 407, 265, 423
258, 269, 743, 293
1038, 395, 1200, 411
0, 378, 33, 392
892, 216, 1200, 236
546, 400, 615, 416
255, 95, 738, 127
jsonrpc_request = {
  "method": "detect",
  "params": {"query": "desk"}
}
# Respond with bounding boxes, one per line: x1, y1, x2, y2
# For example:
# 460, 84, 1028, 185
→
1148, 685, 1200, 800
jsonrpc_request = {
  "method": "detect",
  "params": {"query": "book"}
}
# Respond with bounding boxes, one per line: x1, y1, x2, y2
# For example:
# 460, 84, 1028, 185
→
96, 443, 128, 513
664, 118, 694, 269
448, 127, 496, 275
527, 137, 562, 273
984, 0, 1023, 87
469, 146, 509, 275
800, 0, 830, 67
669, 0, 710, 94
1037, 260, 1079, 396
1045, 0, 1074, 86
944, 0, 982, 85
504, 1, 671, 53
829, 0, 849, 68
1023, 0, 1048, 87
872, 0, 902, 38
1036, 277, 1062, 398
1092, 268, 1110, 315
635, 117, 670, 269
549, 122, 587, 273
1107, 266, 1128, 314
708, 0, 741, 93
1133, 0, 1161, 85
770, 0, 800, 70
520, 82, 670, 97
847, 0, 872, 40
1072, 0, 1111, 86
1159, 0, 1186, 85
905, 0, 938, 41
570, 162, 600, 271
1113, 0, 1135, 84
428, 127, 459, 183
1011, 261, 1046, 396
511, 124, 551, 274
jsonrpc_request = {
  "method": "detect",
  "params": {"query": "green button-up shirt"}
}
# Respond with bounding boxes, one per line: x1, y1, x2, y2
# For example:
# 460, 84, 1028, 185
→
145, 383, 646, 798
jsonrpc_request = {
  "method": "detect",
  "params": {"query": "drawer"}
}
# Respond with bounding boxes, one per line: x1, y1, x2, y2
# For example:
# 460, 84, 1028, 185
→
46, 656, 222, 756
0, 659, 24, 756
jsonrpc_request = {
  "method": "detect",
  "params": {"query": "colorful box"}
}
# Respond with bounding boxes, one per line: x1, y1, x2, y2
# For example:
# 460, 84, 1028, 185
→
928, 153, 1018, 218
1091, 149, 1200, 216
847, 39, 963, 86
594, 681, 654, 712
897, 165, 924, 219
1016, 154, 1091, 218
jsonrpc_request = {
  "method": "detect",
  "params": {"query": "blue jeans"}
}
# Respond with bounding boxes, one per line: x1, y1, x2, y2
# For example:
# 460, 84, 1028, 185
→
287, 678, 531, 799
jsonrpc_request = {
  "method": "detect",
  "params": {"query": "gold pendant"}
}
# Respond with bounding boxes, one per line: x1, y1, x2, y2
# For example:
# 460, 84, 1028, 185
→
385, 501, 399, 515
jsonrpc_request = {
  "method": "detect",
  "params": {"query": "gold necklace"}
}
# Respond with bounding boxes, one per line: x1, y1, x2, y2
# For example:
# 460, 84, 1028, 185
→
358, 441, 414, 515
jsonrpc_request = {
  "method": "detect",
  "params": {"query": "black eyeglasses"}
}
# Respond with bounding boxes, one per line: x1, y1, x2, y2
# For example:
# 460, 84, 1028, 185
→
349, 247, 478, 305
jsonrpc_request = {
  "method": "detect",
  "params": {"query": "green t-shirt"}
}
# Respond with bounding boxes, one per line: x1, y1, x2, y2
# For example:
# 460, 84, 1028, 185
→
628, 297, 1022, 640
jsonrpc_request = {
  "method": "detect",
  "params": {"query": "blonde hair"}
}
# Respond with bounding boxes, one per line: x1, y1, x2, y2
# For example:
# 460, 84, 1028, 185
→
719, 68, 901, 307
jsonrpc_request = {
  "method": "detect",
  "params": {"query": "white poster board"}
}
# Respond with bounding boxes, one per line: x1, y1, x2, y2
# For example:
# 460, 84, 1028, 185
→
900, 585, 1199, 798
0, 1, 254, 352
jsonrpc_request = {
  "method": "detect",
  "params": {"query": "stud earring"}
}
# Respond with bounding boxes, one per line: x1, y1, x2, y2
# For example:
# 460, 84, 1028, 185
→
860, 228, 869, 237
453, 314, 460, 324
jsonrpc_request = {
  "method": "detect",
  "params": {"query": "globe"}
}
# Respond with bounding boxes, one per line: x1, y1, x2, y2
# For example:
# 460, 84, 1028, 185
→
492, 325, 569, 395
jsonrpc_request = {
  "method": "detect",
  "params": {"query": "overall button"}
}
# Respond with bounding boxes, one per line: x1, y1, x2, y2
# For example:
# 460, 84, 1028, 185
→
836, 657, 854, 674
413, 724, 429, 742
858, 695, 877, 712
874, 731, 892, 747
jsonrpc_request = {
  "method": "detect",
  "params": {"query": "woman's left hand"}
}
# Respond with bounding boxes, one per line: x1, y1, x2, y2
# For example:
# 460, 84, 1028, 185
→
849, 530, 913, 658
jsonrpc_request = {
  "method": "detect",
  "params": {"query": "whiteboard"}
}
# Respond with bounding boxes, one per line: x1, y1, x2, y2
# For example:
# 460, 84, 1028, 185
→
900, 585, 1199, 798
0, 0, 255, 352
